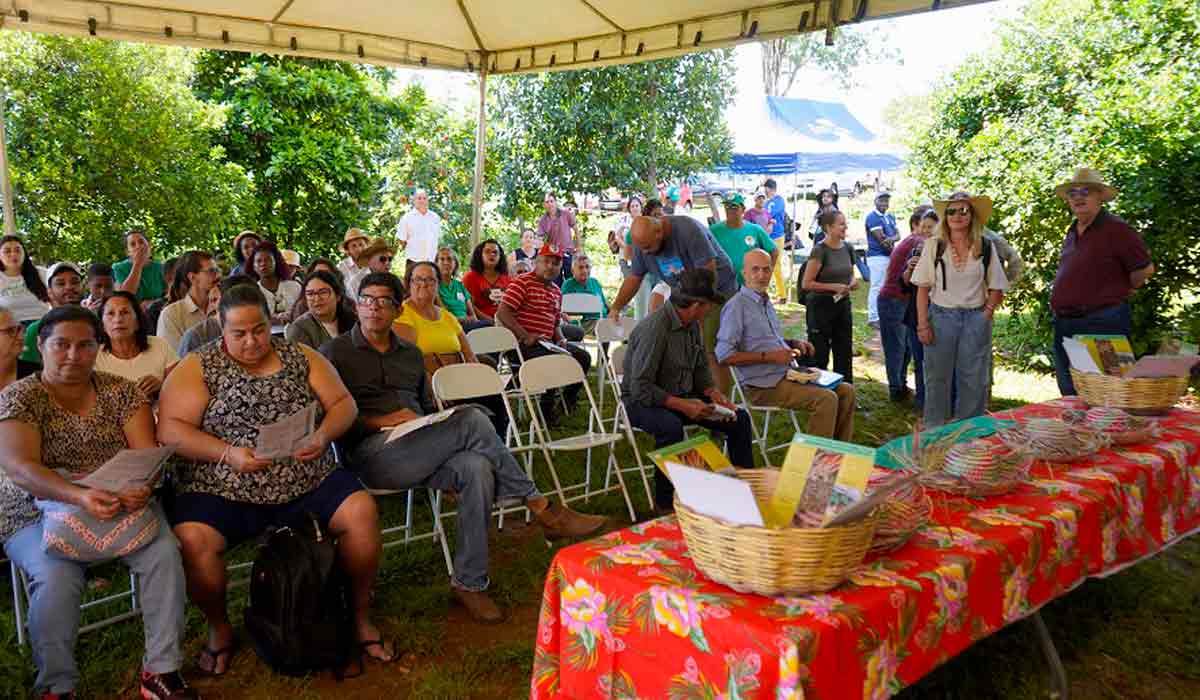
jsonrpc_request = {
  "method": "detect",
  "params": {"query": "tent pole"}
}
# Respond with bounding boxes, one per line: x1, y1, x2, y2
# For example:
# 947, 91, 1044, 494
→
0, 92, 17, 237
469, 58, 488, 250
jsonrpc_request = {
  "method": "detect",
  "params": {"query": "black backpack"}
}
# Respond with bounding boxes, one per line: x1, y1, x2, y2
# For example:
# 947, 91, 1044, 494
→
245, 515, 357, 679
933, 237, 993, 291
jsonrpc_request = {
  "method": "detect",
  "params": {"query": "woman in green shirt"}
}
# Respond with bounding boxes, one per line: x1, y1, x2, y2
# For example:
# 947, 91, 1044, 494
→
560, 254, 609, 336
435, 246, 490, 333
112, 228, 166, 309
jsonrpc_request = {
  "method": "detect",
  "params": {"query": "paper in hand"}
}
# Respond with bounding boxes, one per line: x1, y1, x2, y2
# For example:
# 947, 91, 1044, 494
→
667, 462, 764, 526
255, 402, 318, 460
384, 406, 465, 444
76, 446, 175, 492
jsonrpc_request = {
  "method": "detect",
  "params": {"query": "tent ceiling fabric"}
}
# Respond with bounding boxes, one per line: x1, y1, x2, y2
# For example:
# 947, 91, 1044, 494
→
0, 0, 992, 74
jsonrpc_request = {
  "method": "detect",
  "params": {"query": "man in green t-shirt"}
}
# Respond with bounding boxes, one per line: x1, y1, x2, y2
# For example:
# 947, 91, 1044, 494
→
20, 262, 85, 366
560, 254, 609, 335
709, 192, 778, 287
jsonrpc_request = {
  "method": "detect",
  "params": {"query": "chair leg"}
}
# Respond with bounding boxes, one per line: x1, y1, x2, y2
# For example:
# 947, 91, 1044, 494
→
12, 562, 26, 646
607, 442, 638, 522
429, 490, 454, 577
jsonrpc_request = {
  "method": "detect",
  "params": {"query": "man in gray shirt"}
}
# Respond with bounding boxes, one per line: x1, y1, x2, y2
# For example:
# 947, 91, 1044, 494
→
620, 268, 754, 510
178, 274, 253, 355
609, 215, 738, 394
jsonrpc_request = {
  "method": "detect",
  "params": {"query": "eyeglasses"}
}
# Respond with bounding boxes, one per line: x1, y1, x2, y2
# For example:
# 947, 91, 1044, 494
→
1067, 187, 1092, 198
376, 256, 394, 264
944, 206, 972, 217
305, 288, 334, 299
356, 294, 397, 309
199, 267, 220, 275
409, 277, 437, 286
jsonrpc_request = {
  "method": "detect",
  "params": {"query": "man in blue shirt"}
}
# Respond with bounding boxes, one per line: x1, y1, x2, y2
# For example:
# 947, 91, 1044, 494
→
716, 250, 855, 440
864, 191, 899, 327
763, 179, 790, 303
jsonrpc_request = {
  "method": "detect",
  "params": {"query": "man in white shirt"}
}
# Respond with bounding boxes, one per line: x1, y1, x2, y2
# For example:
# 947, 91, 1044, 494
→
396, 189, 442, 276
336, 227, 370, 297
157, 251, 220, 352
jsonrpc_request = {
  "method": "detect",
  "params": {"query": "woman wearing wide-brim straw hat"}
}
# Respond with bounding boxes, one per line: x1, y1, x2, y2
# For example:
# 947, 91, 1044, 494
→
910, 191, 1010, 427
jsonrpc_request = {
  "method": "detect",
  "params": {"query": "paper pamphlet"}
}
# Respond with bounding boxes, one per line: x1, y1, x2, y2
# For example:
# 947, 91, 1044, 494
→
537, 339, 570, 354
648, 435, 733, 478
763, 434, 876, 529
786, 367, 843, 388
255, 402, 318, 460
1075, 334, 1134, 376
1125, 354, 1200, 378
76, 446, 175, 492
384, 407, 458, 444
667, 462, 764, 527
1062, 337, 1100, 373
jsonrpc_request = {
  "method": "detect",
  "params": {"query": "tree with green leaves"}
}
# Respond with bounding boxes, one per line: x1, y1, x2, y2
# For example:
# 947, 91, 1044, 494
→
193, 52, 413, 258
0, 34, 253, 264
902, 0, 1200, 356
490, 51, 736, 220
760, 26, 901, 96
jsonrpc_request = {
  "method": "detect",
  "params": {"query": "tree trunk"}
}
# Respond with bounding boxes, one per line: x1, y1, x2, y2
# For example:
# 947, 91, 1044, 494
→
644, 79, 659, 190
761, 40, 787, 96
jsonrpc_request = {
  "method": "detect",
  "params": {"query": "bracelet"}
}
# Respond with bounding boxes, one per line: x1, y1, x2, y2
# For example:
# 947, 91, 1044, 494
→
218, 444, 232, 468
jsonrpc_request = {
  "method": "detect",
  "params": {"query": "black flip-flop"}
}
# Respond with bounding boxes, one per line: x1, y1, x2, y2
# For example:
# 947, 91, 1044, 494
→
358, 638, 397, 665
195, 637, 240, 677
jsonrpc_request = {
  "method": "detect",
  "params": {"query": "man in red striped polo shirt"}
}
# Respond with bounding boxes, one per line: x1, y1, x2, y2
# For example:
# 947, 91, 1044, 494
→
496, 243, 592, 423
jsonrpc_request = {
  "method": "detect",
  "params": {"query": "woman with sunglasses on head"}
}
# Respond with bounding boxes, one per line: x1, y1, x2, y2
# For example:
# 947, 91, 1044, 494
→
245, 241, 302, 327
912, 192, 1009, 426
0, 236, 49, 325
286, 270, 357, 350
462, 239, 511, 322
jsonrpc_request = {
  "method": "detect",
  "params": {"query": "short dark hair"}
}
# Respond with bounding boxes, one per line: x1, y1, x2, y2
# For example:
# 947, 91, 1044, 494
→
218, 283, 270, 326
435, 247, 460, 277
358, 271, 405, 302
123, 228, 148, 246
38, 305, 101, 344
86, 262, 113, 279
763, 178, 778, 191
817, 209, 843, 229
220, 274, 256, 294
469, 239, 508, 276
643, 199, 663, 217
405, 260, 441, 290
98, 291, 149, 353
921, 208, 940, 223
170, 251, 214, 303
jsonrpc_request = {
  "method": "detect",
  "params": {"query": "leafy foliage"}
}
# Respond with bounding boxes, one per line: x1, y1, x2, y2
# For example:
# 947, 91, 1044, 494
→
491, 52, 736, 220
760, 25, 901, 96
0, 35, 253, 264
901, 0, 1200, 355
193, 51, 414, 259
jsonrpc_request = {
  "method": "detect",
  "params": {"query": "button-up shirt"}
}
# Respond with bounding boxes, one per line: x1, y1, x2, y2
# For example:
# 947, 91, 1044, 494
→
1050, 209, 1151, 314
621, 302, 711, 407
320, 324, 434, 450
715, 286, 791, 389
157, 293, 207, 353
537, 208, 578, 253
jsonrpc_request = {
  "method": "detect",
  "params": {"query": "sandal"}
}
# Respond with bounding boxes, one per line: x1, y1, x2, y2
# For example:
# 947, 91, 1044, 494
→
195, 637, 239, 677
358, 638, 396, 664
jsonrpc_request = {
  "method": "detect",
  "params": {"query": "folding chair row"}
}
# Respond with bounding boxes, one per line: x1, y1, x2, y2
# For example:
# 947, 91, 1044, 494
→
11, 562, 141, 647
729, 371, 803, 465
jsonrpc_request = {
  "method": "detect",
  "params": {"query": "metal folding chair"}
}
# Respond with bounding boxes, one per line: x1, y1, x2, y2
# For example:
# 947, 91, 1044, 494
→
598, 344, 656, 507
517, 354, 640, 521
11, 561, 141, 646
369, 488, 454, 576
729, 370, 802, 465
593, 317, 637, 415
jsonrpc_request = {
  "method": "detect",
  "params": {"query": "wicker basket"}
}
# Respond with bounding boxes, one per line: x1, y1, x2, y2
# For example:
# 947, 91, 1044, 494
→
674, 469, 878, 596
1070, 369, 1188, 416
869, 475, 932, 554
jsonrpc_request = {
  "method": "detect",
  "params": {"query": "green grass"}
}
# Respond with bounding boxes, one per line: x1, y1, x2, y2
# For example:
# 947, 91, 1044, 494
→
1, 279, 1197, 699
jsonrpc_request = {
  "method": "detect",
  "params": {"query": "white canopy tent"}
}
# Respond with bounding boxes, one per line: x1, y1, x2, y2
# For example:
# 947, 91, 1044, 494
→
0, 0, 992, 243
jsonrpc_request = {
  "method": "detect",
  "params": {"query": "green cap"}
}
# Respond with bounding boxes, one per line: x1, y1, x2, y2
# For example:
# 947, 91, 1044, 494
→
724, 191, 746, 208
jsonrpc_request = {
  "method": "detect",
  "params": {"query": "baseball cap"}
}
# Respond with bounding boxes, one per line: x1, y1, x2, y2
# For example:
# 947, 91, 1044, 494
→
724, 192, 746, 208
537, 242, 563, 259
47, 262, 83, 281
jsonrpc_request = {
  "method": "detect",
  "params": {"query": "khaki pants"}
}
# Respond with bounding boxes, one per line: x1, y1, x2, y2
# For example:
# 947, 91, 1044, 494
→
746, 380, 856, 442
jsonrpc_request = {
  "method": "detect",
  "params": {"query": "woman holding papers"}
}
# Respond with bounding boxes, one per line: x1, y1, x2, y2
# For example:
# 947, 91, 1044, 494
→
395, 261, 508, 438
912, 192, 1010, 426
801, 209, 860, 383
95, 291, 179, 399
0, 305, 196, 699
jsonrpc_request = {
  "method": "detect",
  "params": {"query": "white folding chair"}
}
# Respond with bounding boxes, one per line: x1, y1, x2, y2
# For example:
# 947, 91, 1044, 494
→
730, 370, 802, 465
598, 345, 656, 507
11, 561, 141, 646
369, 488, 454, 576
466, 325, 523, 388
561, 293, 604, 320
517, 355, 640, 521
593, 317, 638, 415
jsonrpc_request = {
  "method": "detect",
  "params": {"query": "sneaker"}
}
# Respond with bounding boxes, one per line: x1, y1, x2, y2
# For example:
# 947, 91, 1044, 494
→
535, 502, 607, 539
451, 585, 504, 623
140, 670, 198, 700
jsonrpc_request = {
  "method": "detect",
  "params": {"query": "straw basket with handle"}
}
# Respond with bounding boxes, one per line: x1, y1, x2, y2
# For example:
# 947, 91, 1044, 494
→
674, 469, 878, 596
1069, 368, 1187, 415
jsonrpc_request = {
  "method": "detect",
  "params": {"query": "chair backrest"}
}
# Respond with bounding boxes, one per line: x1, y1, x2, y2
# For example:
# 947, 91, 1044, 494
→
594, 317, 637, 342
466, 325, 519, 355
561, 293, 604, 316
519, 354, 585, 394
432, 362, 507, 402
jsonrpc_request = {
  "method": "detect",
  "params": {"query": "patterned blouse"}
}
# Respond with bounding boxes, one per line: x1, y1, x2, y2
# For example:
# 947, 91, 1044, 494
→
0, 372, 145, 542
173, 338, 335, 504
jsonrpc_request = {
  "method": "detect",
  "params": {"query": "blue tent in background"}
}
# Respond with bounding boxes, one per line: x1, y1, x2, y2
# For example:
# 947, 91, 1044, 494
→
725, 97, 904, 175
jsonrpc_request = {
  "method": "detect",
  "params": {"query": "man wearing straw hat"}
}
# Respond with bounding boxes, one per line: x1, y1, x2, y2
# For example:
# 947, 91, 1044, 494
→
1050, 167, 1154, 396
337, 227, 371, 297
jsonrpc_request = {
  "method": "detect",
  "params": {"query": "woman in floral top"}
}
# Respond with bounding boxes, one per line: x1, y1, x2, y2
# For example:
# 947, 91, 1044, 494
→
0, 305, 195, 699
158, 283, 395, 670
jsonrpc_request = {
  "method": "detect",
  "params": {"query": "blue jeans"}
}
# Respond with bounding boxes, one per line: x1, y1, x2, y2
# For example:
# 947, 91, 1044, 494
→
908, 325, 926, 409
350, 407, 539, 592
4, 504, 186, 695
877, 295, 911, 396
923, 304, 993, 427
1053, 303, 1131, 396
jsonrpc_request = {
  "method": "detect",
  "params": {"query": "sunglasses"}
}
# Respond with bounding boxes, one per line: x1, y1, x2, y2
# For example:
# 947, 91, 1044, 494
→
376, 256, 394, 264
1067, 187, 1092, 198
944, 206, 972, 217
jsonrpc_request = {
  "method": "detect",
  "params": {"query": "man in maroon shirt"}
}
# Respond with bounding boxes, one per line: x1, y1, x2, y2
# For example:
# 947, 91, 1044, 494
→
1050, 168, 1154, 395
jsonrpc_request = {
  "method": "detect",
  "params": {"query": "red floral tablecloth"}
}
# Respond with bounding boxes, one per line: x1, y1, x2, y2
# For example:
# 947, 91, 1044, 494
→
531, 399, 1200, 700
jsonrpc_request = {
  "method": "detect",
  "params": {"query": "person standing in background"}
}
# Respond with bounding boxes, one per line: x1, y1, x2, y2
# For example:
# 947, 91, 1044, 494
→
864, 192, 899, 328
762, 179, 790, 304
537, 193, 579, 285
396, 188, 442, 278
878, 207, 933, 405
113, 228, 166, 310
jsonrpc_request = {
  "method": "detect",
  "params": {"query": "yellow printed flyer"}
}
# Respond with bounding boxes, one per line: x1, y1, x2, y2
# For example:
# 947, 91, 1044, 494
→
764, 434, 877, 528
648, 436, 733, 478
1076, 334, 1134, 376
